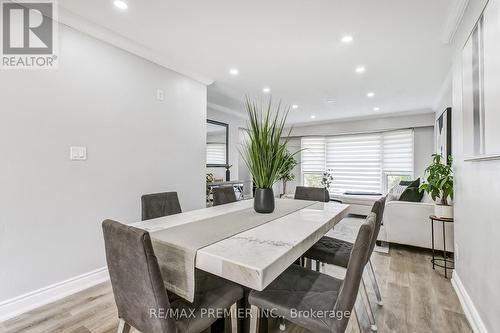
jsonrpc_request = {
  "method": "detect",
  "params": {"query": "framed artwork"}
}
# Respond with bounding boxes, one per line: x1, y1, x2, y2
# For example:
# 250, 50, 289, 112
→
462, 0, 500, 161
436, 108, 452, 164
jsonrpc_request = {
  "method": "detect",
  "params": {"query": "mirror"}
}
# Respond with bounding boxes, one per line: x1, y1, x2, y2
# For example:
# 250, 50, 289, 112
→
206, 120, 228, 167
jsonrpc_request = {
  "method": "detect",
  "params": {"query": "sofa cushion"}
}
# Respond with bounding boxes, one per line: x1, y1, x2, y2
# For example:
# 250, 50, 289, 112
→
399, 178, 424, 202
388, 184, 407, 200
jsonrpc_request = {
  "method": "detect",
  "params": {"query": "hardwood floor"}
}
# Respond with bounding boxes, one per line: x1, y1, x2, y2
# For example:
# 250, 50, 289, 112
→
0, 245, 472, 333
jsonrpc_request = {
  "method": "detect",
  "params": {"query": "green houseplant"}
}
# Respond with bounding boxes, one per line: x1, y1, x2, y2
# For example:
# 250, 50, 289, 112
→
419, 154, 454, 218
241, 97, 294, 213
279, 150, 298, 197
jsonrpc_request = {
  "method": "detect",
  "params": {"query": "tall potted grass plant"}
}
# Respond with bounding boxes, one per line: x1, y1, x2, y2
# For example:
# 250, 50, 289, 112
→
241, 97, 294, 213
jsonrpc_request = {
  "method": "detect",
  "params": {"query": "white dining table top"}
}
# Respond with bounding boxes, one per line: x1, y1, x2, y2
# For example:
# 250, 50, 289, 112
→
134, 198, 349, 291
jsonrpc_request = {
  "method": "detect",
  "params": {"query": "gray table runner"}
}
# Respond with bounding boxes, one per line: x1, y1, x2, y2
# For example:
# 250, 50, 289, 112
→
149, 199, 316, 302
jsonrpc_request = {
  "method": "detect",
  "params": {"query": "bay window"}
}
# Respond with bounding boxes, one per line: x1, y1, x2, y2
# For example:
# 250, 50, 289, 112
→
301, 129, 414, 194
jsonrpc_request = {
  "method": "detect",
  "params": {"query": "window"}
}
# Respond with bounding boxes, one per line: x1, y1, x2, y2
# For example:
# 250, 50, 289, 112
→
301, 130, 414, 194
381, 130, 414, 191
300, 137, 325, 187
206, 143, 227, 165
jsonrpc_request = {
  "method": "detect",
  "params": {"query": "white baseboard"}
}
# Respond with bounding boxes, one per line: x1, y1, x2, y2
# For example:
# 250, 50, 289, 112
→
451, 271, 489, 333
0, 267, 109, 323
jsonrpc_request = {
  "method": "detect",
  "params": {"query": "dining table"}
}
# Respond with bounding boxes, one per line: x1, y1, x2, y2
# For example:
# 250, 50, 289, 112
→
133, 198, 350, 300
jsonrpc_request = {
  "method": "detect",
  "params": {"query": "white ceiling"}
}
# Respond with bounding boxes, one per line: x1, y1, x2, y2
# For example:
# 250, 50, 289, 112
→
59, 0, 455, 124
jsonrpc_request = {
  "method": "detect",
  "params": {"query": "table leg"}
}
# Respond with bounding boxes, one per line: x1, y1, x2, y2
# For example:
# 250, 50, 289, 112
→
431, 218, 435, 270
443, 220, 447, 279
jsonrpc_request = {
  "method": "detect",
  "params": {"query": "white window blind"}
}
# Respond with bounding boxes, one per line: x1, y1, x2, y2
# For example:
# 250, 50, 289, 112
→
206, 143, 226, 165
301, 137, 326, 173
326, 133, 382, 194
301, 129, 414, 194
382, 130, 414, 173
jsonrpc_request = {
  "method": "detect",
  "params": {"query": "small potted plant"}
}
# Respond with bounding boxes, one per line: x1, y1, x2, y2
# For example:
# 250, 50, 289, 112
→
279, 151, 298, 197
320, 169, 334, 201
419, 154, 454, 218
241, 97, 295, 213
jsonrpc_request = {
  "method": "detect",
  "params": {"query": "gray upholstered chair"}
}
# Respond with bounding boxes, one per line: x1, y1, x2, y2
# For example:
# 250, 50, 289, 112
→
248, 214, 376, 333
294, 186, 330, 202
102, 219, 243, 333
304, 196, 386, 331
212, 186, 237, 206
141, 192, 182, 221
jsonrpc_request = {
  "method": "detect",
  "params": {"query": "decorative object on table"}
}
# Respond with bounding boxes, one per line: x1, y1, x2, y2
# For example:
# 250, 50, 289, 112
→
241, 96, 295, 213
419, 154, 454, 218
429, 215, 454, 278
206, 173, 215, 183
321, 169, 334, 191
462, 0, 500, 161
224, 164, 232, 181
279, 150, 298, 197
436, 108, 452, 164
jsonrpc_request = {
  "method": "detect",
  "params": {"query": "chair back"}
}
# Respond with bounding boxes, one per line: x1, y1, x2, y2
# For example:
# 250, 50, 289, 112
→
102, 220, 175, 333
333, 213, 375, 332
212, 186, 237, 206
368, 196, 386, 258
142, 192, 182, 221
294, 186, 329, 202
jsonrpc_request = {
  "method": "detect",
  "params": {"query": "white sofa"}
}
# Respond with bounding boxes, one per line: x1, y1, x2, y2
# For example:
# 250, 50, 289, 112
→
332, 192, 454, 251
381, 197, 454, 251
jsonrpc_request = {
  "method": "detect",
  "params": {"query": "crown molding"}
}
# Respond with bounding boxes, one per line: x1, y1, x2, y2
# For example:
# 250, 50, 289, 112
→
440, 0, 470, 44
57, 7, 214, 86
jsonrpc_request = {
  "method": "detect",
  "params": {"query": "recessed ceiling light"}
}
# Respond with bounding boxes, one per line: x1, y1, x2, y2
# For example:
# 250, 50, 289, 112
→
366, 92, 375, 97
310, 115, 316, 119
326, 99, 336, 104
341, 35, 353, 43
292, 104, 299, 109
113, 0, 128, 10
229, 68, 239, 75
355, 66, 366, 74
262, 87, 271, 93
373, 107, 380, 111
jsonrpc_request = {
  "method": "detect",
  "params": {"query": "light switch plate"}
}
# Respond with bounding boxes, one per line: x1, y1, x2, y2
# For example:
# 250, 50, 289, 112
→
70, 146, 87, 160
156, 89, 165, 101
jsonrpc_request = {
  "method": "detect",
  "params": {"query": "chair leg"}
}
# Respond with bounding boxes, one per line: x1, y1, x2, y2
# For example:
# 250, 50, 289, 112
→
250, 305, 260, 333
350, 308, 362, 333
279, 317, 286, 331
230, 302, 239, 333
361, 278, 378, 331
367, 259, 383, 306
117, 319, 131, 333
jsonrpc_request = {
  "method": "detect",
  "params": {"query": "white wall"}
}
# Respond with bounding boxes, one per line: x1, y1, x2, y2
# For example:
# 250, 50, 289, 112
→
288, 112, 435, 137
283, 115, 435, 195
449, 1, 500, 331
414, 126, 435, 178
0, 25, 207, 303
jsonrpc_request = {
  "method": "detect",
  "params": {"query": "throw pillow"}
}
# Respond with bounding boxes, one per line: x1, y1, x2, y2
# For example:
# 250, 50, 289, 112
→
399, 178, 424, 202
388, 184, 407, 200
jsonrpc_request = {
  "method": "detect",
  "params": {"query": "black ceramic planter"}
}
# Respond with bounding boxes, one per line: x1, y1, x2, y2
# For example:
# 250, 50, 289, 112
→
254, 188, 275, 213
